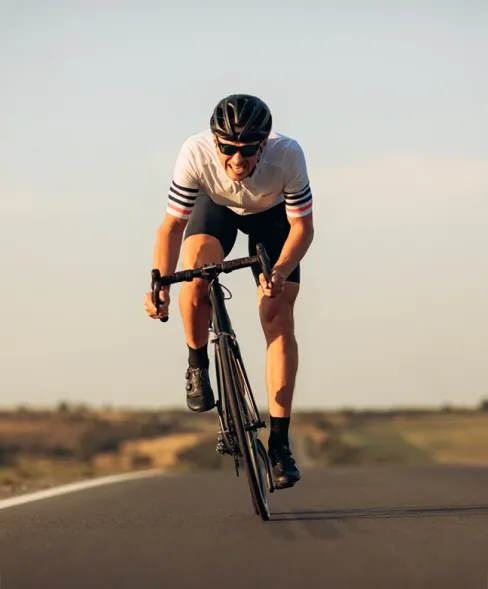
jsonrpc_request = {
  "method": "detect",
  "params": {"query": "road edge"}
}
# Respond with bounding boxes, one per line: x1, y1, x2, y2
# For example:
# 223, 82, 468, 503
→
0, 468, 165, 511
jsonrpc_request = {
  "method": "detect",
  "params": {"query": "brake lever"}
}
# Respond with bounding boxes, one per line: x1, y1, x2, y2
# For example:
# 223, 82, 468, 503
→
151, 269, 168, 323
256, 243, 276, 298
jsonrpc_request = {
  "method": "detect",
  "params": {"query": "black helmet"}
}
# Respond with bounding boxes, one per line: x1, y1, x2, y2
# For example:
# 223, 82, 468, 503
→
210, 94, 272, 142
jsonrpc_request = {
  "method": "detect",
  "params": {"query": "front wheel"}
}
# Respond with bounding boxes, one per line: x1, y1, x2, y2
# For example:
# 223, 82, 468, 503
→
219, 338, 270, 521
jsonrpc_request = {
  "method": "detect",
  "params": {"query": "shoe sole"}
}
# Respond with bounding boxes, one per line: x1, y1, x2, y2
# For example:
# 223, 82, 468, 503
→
273, 476, 300, 490
186, 393, 216, 413
187, 402, 215, 413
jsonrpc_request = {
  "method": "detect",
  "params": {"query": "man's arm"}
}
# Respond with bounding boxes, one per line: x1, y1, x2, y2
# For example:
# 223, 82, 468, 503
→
273, 211, 314, 279
152, 213, 188, 276
152, 137, 201, 276
274, 139, 315, 278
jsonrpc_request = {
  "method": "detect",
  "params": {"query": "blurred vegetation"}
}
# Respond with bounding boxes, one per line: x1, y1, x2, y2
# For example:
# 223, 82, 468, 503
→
1, 398, 488, 498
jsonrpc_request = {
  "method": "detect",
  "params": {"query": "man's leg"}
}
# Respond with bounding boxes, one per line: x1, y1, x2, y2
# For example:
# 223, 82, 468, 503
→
178, 193, 238, 412
245, 202, 302, 488
258, 282, 301, 488
258, 282, 299, 419
178, 234, 225, 412
179, 234, 225, 350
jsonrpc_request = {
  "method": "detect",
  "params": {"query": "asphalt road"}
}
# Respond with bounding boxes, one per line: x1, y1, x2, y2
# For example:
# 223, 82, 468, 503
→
1, 465, 487, 589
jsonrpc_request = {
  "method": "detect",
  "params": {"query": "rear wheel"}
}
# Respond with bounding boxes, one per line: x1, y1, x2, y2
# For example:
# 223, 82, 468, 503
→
220, 337, 270, 521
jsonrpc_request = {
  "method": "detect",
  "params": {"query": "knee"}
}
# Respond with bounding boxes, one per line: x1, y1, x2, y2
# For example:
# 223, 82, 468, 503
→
180, 234, 224, 305
181, 277, 209, 305
182, 234, 224, 269
260, 300, 295, 344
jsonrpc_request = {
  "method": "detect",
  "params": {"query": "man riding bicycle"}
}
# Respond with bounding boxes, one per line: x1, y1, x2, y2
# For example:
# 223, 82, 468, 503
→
144, 94, 314, 489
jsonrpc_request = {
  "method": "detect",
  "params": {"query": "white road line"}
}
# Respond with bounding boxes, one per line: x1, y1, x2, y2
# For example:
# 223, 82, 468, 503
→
0, 469, 164, 511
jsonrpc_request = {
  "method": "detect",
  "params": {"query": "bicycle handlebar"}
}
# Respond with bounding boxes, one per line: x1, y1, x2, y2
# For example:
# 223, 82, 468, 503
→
151, 243, 273, 322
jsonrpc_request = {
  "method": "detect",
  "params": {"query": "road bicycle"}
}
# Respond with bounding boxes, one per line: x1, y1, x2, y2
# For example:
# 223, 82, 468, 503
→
151, 243, 276, 521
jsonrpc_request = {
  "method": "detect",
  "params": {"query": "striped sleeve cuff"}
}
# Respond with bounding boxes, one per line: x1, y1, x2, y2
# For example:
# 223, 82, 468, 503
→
284, 183, 313, 218
166, 181, 201, 220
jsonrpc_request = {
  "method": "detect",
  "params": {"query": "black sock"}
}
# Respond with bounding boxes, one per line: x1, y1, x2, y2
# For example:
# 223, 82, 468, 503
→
269, 416, 290, 447
188, 344, 209, 369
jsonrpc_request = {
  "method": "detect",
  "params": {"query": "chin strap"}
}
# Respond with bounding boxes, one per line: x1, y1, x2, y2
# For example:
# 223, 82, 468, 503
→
248, 145, 264, 178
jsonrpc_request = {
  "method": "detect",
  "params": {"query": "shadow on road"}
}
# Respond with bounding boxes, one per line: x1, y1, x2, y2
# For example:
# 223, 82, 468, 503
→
270, 504, 488, 522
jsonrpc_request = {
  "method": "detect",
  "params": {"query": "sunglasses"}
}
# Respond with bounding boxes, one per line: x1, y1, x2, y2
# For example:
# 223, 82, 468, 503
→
217, 141, 262, 157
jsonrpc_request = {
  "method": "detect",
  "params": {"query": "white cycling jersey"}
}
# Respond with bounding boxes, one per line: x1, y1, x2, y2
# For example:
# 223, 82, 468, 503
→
166, 130, 313, 220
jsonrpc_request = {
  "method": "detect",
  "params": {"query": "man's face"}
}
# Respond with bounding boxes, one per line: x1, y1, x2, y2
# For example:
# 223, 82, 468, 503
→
213, 135, 266, 181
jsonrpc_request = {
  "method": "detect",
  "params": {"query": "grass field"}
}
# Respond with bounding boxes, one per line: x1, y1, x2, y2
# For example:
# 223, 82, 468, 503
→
1, 405, 488, 498
391, 414, 488, 464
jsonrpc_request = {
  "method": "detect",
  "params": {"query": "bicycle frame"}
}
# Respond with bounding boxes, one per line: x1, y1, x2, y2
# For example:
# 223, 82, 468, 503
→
208, 277, 266, 465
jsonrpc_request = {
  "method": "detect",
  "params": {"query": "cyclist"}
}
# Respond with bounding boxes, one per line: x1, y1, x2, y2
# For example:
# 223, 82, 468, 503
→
144, 94, 314, 489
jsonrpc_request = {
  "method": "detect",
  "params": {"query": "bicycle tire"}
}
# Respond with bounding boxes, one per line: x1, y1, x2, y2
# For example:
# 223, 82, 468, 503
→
232, 351, 274, 496
219, 337, 270, 521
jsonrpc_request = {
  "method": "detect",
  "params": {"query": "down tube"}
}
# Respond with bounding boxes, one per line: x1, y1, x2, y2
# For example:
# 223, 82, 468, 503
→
208, 280, 233, 336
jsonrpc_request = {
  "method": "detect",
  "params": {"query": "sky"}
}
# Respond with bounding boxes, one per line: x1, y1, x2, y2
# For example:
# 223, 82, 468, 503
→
1, 0, 487, 411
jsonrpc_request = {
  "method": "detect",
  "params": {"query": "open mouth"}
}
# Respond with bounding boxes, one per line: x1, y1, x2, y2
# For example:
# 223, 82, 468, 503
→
229, 163, 247, 175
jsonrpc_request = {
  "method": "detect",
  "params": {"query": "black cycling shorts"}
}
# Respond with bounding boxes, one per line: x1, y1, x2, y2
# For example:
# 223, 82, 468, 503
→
184, 192, 300, 285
